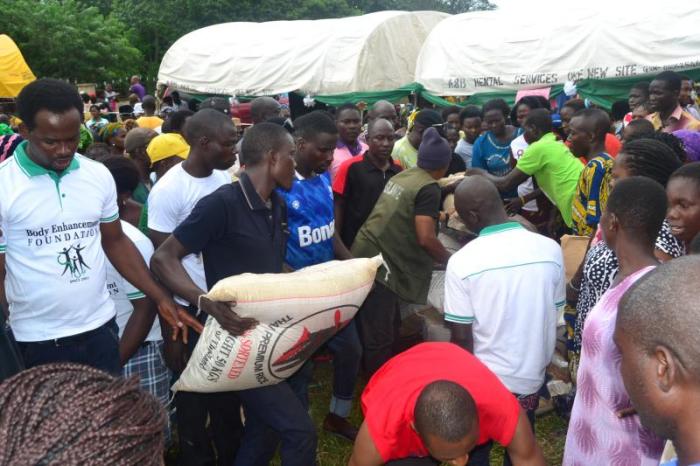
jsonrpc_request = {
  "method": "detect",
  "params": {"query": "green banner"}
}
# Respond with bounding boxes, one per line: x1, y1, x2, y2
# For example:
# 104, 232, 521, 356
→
308, 83, 421, 106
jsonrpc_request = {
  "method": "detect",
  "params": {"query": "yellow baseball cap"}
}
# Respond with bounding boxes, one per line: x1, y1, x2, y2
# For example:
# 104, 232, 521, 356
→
146, 133, 189, 165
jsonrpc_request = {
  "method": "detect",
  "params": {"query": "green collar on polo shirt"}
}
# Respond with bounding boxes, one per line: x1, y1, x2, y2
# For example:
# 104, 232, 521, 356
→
479, 221, 523, 237
14, 141, 80, 180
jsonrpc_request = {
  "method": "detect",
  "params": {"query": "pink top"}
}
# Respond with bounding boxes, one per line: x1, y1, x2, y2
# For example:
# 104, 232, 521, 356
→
330, 141, 368, 181
564, 266, 664, 465
647, 104, 700, 133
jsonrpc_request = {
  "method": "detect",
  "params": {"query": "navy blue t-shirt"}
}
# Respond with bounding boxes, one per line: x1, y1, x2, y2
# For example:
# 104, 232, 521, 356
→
277, 172, 335, 270
174, 172, 288, 289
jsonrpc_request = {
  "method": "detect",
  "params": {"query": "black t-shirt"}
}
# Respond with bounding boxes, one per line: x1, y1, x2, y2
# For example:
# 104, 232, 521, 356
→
414, 183, 441, 218
333, 154, 402, 247
174, 172, 288, 289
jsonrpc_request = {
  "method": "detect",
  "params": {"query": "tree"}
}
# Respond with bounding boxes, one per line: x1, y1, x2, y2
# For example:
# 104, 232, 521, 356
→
0, 0, 493, 86
0, 0, 142, 84
352, 0, 494, 13
111, 0, 362, 80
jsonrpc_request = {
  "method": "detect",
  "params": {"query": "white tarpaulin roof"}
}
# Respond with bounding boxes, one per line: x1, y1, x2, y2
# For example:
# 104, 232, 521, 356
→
416, 0, 700, 95
159, 11, 448, 96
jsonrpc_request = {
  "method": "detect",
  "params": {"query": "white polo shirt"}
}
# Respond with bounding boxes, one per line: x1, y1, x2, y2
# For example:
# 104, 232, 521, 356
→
0, 142, 118, 341
444, 222, 565, 395
147, 162, 230, 306
107, 221, 161, 342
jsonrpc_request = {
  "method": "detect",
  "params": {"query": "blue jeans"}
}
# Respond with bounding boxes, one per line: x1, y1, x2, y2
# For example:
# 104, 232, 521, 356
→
287, 320, 362, 418
234, 381, 317, 466
17, 317, 121, 375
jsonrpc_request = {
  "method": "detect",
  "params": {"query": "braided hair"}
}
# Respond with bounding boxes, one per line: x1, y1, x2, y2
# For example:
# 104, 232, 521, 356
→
624, 132, 688, 163
651, 132, 688, 163
619, 138, 683, 187
509, 95, 550, 126
0, 363, 166, 466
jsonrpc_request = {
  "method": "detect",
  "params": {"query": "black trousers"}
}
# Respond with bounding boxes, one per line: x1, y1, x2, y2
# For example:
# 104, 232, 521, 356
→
356, 281, 401, 375
17, 318, 121, 376
175, 391, 242, 466
175, 306, 243, 466
386, 458, 439, 465
0, 320, 24, 383
467, 404, 537, 466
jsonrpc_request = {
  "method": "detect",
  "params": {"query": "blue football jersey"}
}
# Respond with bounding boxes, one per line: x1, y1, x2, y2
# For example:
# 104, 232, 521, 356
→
278, 172, 335, 270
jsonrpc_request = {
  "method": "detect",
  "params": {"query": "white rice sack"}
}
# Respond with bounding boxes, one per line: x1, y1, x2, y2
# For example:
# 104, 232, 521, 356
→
437, 232, 462, 254
438, 172, 465, 188
418, 307, 451, 342
443, 194, 455, 215
426, 271, 445, 313
447, 211, 472, 234
173, 256, 383, 393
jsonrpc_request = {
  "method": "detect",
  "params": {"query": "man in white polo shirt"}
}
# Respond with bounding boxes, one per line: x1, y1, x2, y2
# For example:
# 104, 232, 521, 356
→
0, 78, 199, 375
444, 175, 564, 466
147, 108, 240, 466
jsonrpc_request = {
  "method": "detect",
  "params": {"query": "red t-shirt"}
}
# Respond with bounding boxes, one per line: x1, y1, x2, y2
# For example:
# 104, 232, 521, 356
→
361, 342, 521, 462
605, 133, 621, 158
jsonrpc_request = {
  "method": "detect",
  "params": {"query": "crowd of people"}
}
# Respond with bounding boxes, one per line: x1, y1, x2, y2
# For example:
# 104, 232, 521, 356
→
0, 68, 699, 466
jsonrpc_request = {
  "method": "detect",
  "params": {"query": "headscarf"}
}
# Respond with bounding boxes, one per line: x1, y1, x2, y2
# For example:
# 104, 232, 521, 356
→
99, 122, 125, 143
673, 130, 700, 162
0, 123, 14, 136
123, 119, 138, 133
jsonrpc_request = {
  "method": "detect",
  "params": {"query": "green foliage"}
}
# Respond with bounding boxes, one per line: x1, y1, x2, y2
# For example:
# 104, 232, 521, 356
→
0, 0, 142, 84
110, 0, 364, 78
354, 0, 494, 13
0, 0, 492, 85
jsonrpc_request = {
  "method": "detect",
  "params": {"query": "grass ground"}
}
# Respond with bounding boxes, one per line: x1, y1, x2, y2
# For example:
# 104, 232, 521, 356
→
166, 358, 567, 465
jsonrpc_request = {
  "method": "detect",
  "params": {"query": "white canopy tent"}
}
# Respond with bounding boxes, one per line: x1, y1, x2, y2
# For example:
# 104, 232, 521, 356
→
416, 0, 700, 96
159, 11, 448, 97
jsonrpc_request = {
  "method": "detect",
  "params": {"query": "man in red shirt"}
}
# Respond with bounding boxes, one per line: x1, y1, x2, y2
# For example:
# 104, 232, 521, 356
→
334, 118, 402, 249
349, 343, 545, 466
